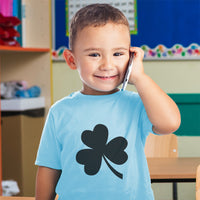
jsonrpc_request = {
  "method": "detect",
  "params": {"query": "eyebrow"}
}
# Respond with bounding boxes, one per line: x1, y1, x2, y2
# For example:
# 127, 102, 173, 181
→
83, 47, 129, 52
83, 48, 101, 52
113, 47, 129, 51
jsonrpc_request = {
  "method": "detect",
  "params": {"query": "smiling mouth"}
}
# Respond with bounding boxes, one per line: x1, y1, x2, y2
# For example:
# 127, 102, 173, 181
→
94, 75, 118, 80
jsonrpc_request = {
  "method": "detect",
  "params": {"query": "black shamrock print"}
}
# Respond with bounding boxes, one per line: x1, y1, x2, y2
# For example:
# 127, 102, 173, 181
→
76, 124, 128, 179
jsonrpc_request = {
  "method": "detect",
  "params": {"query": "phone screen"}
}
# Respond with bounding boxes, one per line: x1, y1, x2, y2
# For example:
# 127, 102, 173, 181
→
121, 53, 134, 91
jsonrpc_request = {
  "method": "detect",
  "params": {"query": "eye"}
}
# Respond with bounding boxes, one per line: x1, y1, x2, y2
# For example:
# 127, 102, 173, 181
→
89, 53, 100, 57
113, 52, 123, 56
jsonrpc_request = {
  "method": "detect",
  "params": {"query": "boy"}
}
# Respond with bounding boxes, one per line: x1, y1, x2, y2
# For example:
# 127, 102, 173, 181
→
35, 4, 180, 200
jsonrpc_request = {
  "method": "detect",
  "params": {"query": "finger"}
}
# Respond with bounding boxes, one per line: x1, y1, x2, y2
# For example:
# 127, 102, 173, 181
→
130, 47, 144, 59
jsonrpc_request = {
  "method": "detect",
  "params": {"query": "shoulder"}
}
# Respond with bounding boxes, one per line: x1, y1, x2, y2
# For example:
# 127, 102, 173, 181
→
122, 90, 139, 98
118, 91, 145, 113
49, 91, 80, 113
120, 90, 141, 102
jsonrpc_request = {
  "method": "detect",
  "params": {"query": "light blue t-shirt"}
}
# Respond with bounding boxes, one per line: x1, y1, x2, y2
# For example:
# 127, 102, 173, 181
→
36, 90, 155, 200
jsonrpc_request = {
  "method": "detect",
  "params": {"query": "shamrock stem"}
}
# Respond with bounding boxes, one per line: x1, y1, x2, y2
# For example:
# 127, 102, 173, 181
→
103, 155, 123, 179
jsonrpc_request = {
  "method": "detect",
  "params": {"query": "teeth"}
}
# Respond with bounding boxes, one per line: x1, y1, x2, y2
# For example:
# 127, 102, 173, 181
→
97, 75, 114, 78
94, 74, 117, 79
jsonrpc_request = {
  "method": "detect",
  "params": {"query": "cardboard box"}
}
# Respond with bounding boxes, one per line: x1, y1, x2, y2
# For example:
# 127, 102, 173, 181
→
1, 98, 45, 196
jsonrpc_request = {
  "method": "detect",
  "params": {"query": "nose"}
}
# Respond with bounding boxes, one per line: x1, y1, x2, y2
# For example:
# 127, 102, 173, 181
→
99, 56, 114, 71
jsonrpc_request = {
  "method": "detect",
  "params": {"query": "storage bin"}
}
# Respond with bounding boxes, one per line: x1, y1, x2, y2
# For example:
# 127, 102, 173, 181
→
1, 97, 45, 196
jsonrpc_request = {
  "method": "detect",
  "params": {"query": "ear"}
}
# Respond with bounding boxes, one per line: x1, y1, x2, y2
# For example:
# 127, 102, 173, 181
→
63, 49, 77, 70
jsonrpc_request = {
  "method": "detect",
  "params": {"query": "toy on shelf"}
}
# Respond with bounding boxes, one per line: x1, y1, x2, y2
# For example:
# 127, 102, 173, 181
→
1, 81, 41, 99
0, 13, 21, 46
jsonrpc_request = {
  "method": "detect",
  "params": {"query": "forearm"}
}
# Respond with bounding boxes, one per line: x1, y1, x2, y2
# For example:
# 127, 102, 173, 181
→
134, 73, 181, 134
35, 166, 61, 200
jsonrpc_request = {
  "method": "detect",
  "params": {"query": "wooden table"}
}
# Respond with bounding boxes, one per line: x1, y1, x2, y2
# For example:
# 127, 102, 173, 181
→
148, 157, 200, 182
0, 198, 34, 200
147, 157, 200, 200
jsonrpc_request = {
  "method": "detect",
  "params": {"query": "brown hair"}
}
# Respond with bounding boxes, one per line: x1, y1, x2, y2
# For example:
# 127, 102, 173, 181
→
69, 3, 130, 50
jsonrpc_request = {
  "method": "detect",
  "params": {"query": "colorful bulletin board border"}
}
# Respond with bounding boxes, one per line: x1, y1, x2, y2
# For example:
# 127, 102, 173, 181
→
66, 0, 137, 36
52, 43, 200, 61
142, 43, 200, 60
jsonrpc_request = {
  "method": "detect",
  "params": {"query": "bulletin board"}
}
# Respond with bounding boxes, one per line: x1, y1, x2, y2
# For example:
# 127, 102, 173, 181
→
52, 0, 200, 60
66, 0, 137, 36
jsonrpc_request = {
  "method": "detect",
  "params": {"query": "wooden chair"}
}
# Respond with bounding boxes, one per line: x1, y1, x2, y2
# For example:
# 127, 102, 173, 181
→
197, 165, 200, 200
145, 133, 178, 200
145, 133, 178, 158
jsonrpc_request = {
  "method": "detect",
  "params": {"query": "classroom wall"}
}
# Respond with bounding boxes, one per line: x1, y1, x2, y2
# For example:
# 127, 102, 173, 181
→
52, 60, 200, 101
52, 59, 200, 200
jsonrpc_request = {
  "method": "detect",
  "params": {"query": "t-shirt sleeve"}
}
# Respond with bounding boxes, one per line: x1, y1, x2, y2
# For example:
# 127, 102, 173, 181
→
35, 109, 62, 169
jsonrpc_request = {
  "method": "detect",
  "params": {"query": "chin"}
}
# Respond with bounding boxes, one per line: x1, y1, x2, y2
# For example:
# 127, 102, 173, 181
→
97, 88, 120, 95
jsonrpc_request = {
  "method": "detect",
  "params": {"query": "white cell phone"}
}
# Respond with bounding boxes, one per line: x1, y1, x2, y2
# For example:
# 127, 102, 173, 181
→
121, 53, 134, 91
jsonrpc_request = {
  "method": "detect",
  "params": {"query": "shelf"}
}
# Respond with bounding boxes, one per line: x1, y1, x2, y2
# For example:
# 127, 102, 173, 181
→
0, 46, 50, 53
0, 0, 52, 196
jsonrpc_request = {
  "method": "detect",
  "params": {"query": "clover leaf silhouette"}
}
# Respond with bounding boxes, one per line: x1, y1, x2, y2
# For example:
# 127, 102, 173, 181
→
76, 124, 128, 179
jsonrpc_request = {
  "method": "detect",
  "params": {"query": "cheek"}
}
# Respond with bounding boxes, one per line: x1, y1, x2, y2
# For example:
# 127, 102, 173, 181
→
77, 64, 92, 80
118, 60, 129, 80
118, 59, 129, 73
116, 54, 129, 66
77, 59, 97, 74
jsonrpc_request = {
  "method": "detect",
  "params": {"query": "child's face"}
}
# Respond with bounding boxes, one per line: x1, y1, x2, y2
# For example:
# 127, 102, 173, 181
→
72, 22, 130, 95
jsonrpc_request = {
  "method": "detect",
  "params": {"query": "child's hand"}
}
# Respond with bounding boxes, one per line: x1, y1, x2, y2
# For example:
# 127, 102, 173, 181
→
128, 47, 145, 85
